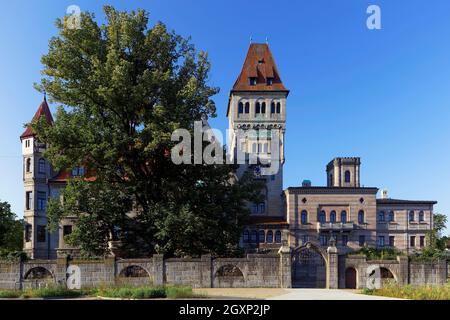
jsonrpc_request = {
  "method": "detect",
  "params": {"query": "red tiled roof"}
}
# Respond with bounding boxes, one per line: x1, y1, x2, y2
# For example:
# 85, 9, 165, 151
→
20, 98, 53, 139
248, 216, 288, 226
49, 169, 97, 183
231, 43, 288, 92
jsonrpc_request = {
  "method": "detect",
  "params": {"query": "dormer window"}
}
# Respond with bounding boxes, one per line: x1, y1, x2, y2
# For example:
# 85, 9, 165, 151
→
267, 78, 273, 85
249, 77, 257, 86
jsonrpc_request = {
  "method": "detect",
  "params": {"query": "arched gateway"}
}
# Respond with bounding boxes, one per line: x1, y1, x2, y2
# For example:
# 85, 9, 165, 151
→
291, 243, 327, 288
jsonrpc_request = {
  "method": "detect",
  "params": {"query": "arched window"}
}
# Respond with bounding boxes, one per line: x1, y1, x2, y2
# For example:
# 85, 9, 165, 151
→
244, 102, 250, 113
38, 158, 45, 174
250, 230, 257, 243
275, 231, 282, 243
388, 211, 395, 222
344, 170, 351, 183
341, 210, 347, 223
409, 211, 415, 222
319, 211, 326, 223
238, 102, 244, 114
26, 158, 32, 173
271, 102, 276, 113
255, 102, 261, 114
330, 210, 336, 223
258, 230, 265, 243
378, 211, 385, 222
301, 210, 308, 224
261, 102, 266, 113
276, 102, 281, 113
419, 211, 424, 222
358, 210, 365, 224
243, 230, 249, 243
266, 230, 273, 243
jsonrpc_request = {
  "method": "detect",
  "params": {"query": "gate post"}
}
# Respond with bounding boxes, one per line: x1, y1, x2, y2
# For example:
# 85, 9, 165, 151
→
326, 241, 339, 289
278, 246, 292, 288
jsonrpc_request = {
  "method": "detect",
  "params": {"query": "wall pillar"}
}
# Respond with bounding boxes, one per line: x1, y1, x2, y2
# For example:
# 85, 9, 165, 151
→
152, 254, 164, 286
397, 255, 409, 286
326, 245, 339, 289
278, 246, 292, 288
201, 254, 212, 288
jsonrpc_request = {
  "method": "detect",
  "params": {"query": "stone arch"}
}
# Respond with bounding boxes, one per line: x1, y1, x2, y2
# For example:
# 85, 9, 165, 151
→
345, 267, 357, 289
214, 264, 245, 288
292, 242, 328, 288
380, 267, 396, 286
117, 264, 152, 286
24, 266, 53, 280
119, 265, 150, 278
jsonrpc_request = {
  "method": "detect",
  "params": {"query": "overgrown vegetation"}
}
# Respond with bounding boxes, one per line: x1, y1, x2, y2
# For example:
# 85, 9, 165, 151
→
0, 285, 203, 299
409, 213, 449, 262
362, 283, 450, 300
348, 247, 403, 260
0, 200, 23, 257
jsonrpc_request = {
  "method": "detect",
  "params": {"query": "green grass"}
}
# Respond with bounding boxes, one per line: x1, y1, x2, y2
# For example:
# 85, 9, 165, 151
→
0, 284, 203, 299
0, 290, 22, 298
362, 283, 450, 300
96, 286, 166, 299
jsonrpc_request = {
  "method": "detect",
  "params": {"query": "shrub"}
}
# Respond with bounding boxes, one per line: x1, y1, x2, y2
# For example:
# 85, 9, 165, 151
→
362, 284, 450, 300
348, 247, 402, 260
96, 286, 166, 299
0, 290, 21, 298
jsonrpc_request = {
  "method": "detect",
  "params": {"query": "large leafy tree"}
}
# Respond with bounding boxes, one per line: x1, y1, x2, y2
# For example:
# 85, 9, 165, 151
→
35, 6, 262, 258
0, 200, 23, 253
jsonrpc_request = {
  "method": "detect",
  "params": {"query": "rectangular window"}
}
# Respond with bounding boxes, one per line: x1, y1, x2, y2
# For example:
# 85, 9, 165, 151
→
410, 236, 416, 247
38, 159, 45, 174
26, 191, 33, 210
63, 225, 73, 236
249, 77, 257, 86
37, 192, 46, 211
389, 236, 395, 247
377, 236, 385, 247
359, 235, 365, 247
259, 202, 265, 214
266, 78, 273, 85
302, 235, 309, 244
25, 225, 32, 242
37, 225, 46, 242
419, 236, 425, 247
342, 235, 348, 246
320, 234, 328, 246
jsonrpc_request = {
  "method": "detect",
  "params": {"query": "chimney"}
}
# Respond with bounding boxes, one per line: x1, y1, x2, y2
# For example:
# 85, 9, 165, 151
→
381, 189, 388, 199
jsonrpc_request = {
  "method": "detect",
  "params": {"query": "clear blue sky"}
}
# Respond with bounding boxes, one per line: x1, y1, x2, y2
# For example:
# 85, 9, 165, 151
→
1, 1, 449, 231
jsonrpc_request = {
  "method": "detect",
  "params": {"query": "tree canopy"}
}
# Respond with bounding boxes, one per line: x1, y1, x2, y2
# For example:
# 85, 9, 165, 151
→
0, 200, 23, 255
34, 6, 262, 258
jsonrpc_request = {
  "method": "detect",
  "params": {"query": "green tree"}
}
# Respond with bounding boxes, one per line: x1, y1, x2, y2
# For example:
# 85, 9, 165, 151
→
428, 213, 447, 250
34, 6, 262, 258
0, 200, 23, 254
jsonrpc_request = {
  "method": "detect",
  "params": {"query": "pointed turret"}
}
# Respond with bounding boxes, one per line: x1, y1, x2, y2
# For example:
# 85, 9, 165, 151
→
231, 43, 288, 93
20, 97, 53, 139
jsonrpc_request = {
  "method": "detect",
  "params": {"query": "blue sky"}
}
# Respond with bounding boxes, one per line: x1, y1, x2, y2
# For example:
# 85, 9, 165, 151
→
0, 1, 449, 231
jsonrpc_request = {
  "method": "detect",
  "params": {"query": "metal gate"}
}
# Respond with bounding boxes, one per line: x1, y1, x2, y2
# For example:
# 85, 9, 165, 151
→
292, 245, 326, 288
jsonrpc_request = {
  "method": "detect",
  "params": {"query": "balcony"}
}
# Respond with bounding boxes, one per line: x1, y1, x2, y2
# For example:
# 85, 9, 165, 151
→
408, 223, 431, 231
317, 222, 355, 231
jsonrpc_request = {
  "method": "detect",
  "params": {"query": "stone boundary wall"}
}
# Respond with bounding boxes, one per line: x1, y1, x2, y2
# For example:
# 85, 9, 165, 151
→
0, 251, 447, 290
340, 255, 447, 289
0, 252, 291, 289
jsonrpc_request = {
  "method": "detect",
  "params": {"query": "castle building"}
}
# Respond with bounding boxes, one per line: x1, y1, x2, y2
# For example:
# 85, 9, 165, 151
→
21, 43, 436, 261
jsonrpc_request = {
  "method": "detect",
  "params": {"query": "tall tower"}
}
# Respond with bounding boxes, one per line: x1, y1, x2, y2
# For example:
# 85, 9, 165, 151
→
326, 157, 361, 188
227, 43, 289, 217
20, 97, 58, 259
